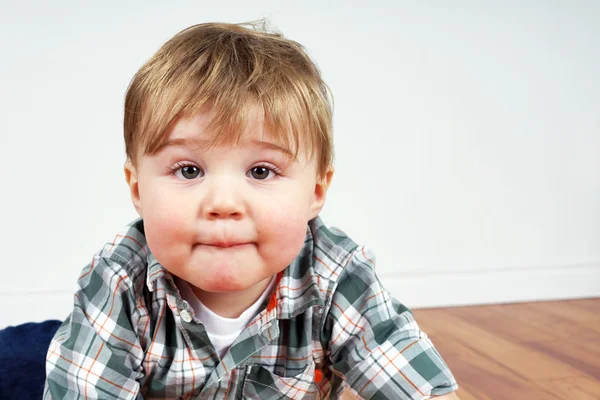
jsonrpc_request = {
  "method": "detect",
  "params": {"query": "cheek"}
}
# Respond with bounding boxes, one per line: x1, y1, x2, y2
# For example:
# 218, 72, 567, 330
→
272, 215, 307, 242
145, 213, 180, 249
259, 210, 309, 264
140, 185, 191, 268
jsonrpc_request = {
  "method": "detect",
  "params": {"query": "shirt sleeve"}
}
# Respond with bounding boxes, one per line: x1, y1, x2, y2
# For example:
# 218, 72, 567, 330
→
44, 256, 145, 399
322, 246, 458, 400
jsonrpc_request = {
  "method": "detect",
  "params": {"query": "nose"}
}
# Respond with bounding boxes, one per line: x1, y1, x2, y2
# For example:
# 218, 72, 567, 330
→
201, 178, 245, 220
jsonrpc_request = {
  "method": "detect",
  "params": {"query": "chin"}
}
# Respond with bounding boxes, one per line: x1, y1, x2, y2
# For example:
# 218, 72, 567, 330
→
202, 280, 249, 293
198, 267, 249, 292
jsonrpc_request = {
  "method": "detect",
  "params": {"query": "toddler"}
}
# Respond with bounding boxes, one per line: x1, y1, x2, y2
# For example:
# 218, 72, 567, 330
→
44, 22, 459, 399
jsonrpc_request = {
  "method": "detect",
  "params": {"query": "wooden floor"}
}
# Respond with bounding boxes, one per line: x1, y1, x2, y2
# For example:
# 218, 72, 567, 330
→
411, 298, 600, 400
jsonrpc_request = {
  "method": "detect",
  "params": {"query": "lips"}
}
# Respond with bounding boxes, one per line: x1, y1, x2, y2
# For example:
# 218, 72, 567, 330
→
208, 242, 249, 248
200, 241, 252, 249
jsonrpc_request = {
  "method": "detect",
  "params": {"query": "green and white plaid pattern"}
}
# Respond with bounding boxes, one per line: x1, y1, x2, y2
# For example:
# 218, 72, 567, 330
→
44, 217, 457, 399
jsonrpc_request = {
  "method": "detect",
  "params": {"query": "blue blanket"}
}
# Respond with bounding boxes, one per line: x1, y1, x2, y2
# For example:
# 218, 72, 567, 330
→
0, 320, 62, 400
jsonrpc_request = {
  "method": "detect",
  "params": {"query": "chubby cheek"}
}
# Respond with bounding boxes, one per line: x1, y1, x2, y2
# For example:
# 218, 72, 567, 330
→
259, 208, 310, 268
140, 188, 192, 272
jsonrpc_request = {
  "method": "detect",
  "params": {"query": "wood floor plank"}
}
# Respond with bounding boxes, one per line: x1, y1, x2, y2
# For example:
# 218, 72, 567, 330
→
537, 301, 600, 338
524, 339, 600, 380
442, 348, 564, 400
418, 311, 583, 380
494, 348, 588, 380
570, 298, 600, 313
411, 298, 600, 399
415, 312, 574, 391
445, 306, 561, 344
491, 303, 600, 343
536, 376, 600, 400
426, 333, 485, 361
452, 388, 485, 400
526, 301, 600, 325
413, 309, 521, 354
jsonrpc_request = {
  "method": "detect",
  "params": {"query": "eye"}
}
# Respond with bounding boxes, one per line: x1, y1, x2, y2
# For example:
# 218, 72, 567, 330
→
173, 163, 204, 180
249, 165, 280, 180
250, 166, 271, 180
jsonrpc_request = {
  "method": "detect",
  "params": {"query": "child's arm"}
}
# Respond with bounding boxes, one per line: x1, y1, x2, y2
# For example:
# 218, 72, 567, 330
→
323, 246, 459, 400
44, 257, 145, 399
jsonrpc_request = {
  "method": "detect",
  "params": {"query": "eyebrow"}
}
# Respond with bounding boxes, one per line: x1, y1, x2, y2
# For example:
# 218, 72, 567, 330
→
158, 137, 294, 158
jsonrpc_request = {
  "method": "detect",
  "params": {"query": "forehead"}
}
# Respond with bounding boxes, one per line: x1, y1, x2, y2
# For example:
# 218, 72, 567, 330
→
156, 106, 307, 159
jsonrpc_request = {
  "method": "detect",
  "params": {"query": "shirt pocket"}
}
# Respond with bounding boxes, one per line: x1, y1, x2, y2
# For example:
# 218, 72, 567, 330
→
242, 362, 320, 399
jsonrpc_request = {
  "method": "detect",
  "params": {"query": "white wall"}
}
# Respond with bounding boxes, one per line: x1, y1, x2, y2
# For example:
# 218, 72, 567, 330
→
1, 1, 599, 328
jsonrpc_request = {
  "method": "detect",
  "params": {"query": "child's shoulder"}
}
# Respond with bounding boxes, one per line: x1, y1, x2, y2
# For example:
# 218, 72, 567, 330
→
307, 217, 377, 284
96, 218, 148, 261
77, 218, 149, 290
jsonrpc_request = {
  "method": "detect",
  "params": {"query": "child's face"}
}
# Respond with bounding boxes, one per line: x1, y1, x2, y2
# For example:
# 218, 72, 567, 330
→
125, 107, 331, 298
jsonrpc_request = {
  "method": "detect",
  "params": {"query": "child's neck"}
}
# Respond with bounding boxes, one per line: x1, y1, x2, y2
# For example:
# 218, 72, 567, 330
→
191, 276, 274, 318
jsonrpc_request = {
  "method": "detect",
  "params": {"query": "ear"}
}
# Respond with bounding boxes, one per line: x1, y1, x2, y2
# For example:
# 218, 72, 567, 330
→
309, 166, 334, 219
124, 160, 143, 217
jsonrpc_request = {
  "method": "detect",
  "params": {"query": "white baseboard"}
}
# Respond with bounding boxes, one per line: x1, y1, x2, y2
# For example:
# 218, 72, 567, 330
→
384, 263, 600, 309
2, 264, 599, 328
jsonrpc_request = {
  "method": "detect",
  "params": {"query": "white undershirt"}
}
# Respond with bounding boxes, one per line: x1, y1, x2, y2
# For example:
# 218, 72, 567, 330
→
175, 276, 277, 359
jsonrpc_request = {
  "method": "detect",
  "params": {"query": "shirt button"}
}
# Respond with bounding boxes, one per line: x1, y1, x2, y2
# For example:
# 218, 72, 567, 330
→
180, 309, 192, 323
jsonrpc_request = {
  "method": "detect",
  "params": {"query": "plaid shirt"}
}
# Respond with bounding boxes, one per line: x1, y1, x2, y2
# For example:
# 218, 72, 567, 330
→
44, 217, 457, 399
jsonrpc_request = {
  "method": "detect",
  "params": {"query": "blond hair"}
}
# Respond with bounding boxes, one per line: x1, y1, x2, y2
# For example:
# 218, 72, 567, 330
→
124, 21, 333, 178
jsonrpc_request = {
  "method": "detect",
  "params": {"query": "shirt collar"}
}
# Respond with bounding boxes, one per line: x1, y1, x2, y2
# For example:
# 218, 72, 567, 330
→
146, 251, 169, 291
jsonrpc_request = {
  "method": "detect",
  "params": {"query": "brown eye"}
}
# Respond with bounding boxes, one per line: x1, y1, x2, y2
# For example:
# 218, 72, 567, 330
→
181, 166, 202, 179
250, 166, 271, 180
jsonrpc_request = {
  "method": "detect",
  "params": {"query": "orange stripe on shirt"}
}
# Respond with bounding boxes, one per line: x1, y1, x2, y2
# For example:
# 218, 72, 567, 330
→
358, 339, 423, 396
84, 341, 105, 399
108, 234, 147, 255
185, 346, 196, 399
329, 291, 384, 348
313, 255, 339, 276
74, 294, 142, 351
78, 257, 95, 280
53, 353, 137, 395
